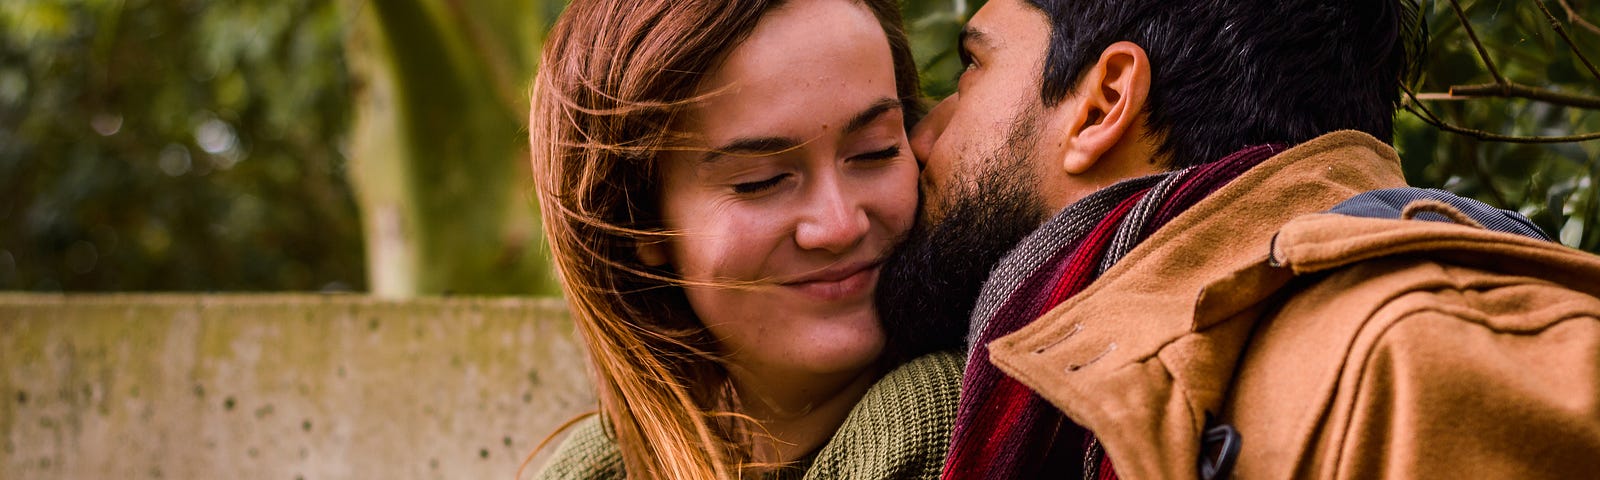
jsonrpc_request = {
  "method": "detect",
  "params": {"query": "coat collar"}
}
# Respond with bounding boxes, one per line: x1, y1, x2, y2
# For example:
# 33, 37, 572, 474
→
985, 131, 1409, 479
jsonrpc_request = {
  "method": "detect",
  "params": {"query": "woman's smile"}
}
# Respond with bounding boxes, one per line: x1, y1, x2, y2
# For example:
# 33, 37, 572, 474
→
780, 260, 883, 302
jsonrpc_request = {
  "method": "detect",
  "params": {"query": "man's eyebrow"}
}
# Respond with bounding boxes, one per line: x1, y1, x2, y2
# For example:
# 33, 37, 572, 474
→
959, 25, 992, 57
843, 98, 903, 134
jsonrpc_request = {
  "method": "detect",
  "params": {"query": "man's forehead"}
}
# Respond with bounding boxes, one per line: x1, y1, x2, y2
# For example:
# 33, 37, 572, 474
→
966, 0, 1050, 51
965, 1, 999, 46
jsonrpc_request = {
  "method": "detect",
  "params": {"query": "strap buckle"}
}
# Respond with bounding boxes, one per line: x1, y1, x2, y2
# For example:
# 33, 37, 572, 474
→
1199, 418, 1242, 480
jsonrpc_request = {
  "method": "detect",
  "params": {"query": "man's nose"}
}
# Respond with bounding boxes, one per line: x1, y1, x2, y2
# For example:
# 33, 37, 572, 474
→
910, 93, 958, 169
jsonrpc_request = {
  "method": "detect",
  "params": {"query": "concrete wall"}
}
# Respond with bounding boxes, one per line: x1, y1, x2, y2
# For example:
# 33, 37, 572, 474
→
0, 294, 594, 480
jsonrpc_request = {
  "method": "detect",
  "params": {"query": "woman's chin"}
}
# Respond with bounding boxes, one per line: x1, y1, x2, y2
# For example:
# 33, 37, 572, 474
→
788, 327, 887, 375
721, 323, 883, 377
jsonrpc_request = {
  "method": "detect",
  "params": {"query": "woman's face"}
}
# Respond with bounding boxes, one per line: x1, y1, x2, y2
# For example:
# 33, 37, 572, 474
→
650, 0, 917, 379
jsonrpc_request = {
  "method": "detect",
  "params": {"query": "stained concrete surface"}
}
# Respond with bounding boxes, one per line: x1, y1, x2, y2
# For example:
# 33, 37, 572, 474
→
0, 294, 594, 479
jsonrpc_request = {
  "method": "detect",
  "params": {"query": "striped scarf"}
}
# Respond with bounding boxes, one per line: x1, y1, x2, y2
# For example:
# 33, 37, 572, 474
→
941, 145, 1282, 479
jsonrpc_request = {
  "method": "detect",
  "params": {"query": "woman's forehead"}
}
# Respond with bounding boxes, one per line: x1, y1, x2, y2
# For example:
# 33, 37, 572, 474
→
680, 0, 899, 145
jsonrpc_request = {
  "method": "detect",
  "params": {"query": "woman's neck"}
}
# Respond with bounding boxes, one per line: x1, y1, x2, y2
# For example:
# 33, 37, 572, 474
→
728, 361, 884, 466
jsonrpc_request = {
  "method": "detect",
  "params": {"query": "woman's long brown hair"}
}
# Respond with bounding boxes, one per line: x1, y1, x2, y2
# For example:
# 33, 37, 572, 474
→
528, 0, 921, 477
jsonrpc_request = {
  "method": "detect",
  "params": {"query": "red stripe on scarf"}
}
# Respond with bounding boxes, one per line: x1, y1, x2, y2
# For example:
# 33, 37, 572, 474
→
1043, 191, 1147, 308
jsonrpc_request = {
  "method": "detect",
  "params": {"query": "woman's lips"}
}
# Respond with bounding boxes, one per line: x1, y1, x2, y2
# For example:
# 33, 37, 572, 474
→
782, 262, 881, 301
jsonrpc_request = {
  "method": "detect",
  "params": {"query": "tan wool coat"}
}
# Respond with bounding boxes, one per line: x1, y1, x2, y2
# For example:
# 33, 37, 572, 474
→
988, 131, 1600, 479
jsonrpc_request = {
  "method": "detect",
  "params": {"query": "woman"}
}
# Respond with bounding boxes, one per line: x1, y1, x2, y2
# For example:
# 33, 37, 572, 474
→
527, 0, 960, 478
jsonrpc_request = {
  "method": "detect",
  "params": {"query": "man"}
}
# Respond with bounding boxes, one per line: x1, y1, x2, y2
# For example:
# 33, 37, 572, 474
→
877, 0, 1600, 478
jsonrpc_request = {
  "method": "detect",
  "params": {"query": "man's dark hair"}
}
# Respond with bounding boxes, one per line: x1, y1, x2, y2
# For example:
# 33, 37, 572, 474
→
1026, 0, 1425, 168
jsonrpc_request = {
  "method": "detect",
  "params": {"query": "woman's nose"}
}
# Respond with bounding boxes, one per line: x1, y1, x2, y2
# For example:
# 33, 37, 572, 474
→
910, 93, 958, 169
795, 179, 870, 254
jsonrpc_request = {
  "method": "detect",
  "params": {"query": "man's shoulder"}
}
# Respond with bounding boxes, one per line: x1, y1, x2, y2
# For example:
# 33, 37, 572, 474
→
1264, 204, 1600, 353
1271, 244, 1600, 352
1231, 217, 1600, 477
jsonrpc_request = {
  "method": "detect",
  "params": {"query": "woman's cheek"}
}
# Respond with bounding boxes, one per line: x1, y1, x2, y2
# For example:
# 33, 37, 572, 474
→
879, 159, 922, 236
703, 204, 793, 279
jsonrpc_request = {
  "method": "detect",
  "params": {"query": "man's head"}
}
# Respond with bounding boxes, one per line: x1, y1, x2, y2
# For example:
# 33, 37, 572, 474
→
879, 0, 1422, 356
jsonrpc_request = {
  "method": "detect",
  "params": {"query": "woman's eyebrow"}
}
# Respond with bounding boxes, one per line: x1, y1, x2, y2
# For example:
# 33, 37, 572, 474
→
701, 136, 801, 164
699, 98, 901, 164
843, 98, 902, 134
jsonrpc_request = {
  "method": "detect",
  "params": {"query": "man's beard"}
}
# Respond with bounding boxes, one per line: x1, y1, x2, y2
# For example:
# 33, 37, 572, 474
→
876, 117, 1050, 360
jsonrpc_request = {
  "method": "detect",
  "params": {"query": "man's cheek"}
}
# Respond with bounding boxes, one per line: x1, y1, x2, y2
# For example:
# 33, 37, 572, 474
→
916, 184, 946, 227
917, 167, 945, 220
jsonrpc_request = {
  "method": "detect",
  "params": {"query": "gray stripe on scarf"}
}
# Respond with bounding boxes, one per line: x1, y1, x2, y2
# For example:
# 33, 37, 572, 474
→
965, 173, 1174, 352
1099, 167, 1192, 274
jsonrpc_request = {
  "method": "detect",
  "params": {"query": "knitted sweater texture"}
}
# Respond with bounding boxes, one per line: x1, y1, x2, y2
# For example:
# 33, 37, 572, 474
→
536, 350, 963, 480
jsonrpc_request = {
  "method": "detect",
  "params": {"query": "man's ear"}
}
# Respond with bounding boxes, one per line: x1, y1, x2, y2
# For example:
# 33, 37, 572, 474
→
636, 238, 669, 267
1060, 41, 1151, 175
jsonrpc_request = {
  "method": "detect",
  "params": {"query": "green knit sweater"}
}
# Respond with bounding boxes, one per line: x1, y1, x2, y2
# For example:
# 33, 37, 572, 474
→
535, 350, 963, 479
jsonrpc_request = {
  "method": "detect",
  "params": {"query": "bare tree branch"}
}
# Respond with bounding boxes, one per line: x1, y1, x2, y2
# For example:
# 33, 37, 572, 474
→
1403, 86, 1600, 143
1407, 108, 1600, 142
1439, 82, 1600, 109
1557, 0, 1600, 37
1447, 0, 1508, 85
1415, 0, 1600, 144
1533, 0, 1600, 83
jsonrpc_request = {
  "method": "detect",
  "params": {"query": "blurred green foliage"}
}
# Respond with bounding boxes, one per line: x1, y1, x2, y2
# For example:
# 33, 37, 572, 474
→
907, 0, 984, 99
1, 0, 362, 291
0, 0, 1595, 293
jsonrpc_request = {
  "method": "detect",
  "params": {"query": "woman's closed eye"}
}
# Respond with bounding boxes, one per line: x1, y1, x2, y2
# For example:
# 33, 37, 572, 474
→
729, 146, 899, 194
852, 145, 901, 162
733, 173, 792, 194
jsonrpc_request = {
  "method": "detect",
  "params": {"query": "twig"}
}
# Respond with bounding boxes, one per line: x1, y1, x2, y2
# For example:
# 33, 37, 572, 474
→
1406, 106, 1600, 142
1533, 0, 1600, 83
1404, 86, 1600, 143
1446, 82, 1600, 109
1557, 0, 1600, 37
1415, 96, 1513, 208
1447, 0, 1508, 85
